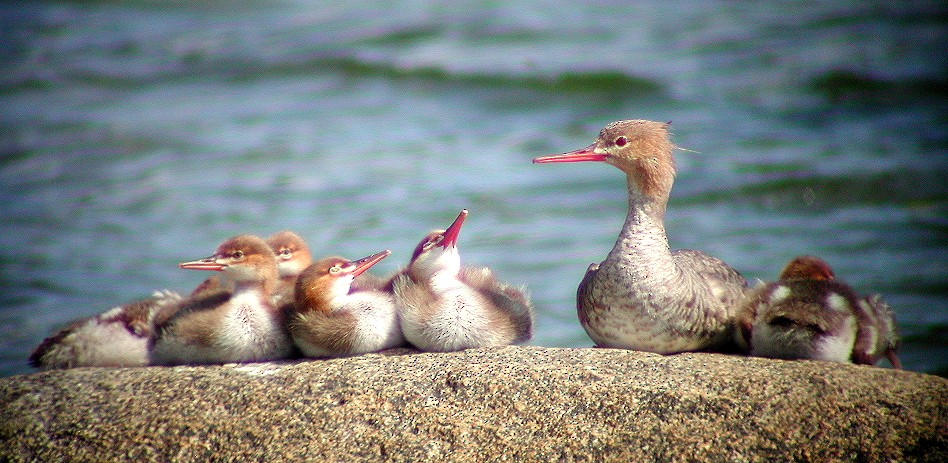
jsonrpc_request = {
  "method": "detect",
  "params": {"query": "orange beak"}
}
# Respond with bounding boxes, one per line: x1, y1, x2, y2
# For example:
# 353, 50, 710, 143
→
350, 250, 391, 277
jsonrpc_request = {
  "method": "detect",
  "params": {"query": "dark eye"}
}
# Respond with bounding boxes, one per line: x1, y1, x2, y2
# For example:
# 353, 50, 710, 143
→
615, 136, 628, 147
424, 235, 443, 250
233, 250, 244, 259
280, 249, 292, 257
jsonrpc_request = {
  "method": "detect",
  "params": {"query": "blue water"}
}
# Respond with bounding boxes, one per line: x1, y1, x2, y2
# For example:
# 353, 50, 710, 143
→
1, 1, 945, 377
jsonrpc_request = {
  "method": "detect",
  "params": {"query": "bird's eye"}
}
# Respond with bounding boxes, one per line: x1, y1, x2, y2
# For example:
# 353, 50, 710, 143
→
279, 249, 292, 258
615, 136, 628, 147
233, 250, 244, 259
329, 265, 341, 274
423, 235, 443, 251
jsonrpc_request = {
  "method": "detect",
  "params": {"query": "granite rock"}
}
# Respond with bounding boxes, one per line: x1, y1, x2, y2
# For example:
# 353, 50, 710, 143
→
1, 346, 945, 462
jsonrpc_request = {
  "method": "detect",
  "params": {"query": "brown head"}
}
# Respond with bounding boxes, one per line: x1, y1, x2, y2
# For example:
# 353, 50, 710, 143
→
266, 230, 313, 279
533, 120, 676, 199
779, 255, 836, 281
179, 234, 279, 292
407, 209, 466, 281
295, 250, 391, 313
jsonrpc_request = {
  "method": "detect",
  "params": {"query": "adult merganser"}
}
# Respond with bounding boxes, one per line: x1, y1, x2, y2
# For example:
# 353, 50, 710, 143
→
533, 120, 747, 353
28, 290, 184, 369
736, 255, 902, 368
266, 230, 313, 306
149, 234, 295, 365
391, 210, 534, 352
288, 250, 405, 357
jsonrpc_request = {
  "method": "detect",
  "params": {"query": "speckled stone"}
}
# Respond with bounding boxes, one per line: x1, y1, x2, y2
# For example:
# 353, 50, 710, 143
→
1, 346, 945, 462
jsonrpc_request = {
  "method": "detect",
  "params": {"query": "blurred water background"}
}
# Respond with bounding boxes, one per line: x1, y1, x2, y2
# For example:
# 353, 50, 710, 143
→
1, 1, 945, 377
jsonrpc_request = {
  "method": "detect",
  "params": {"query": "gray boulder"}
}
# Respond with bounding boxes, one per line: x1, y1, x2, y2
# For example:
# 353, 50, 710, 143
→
1, 346, 945, 462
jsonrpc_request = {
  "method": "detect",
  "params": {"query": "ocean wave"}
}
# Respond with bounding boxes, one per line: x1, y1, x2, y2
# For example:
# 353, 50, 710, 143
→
675, 170, 948, 210
310, 56, 666, 93
6, 46, 667, 97
807, 69, 948, 104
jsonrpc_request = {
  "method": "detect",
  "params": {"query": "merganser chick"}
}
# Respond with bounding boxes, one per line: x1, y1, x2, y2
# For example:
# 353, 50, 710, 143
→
391, 210, 534, 352
186, 231, 313, 306
150, 234, 295, 365
289, 250, 405, 357
266, 230, 313, 306
28, 290, 184, 369
735, 255, 902, 368
28, 232, 311, 370
533, 120, 748, 353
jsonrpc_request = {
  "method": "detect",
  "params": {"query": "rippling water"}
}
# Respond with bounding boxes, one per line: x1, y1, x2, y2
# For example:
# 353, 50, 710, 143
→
1, 1, 945, 377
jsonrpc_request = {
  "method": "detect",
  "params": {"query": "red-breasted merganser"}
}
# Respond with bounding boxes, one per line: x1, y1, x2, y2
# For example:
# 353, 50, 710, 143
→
533, 120, 748, 353
266, 230, 313, 306
149, 234, 295, 365
735, 255, 902, 368
28, 290, 184, 369
391, 210, 534, 352
288, 250, 405, 357
186, 231, 313, 306
27, 232, 310, 370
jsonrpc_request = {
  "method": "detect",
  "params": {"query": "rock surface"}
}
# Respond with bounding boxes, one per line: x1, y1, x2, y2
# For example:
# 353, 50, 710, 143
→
1, 346, 945, 462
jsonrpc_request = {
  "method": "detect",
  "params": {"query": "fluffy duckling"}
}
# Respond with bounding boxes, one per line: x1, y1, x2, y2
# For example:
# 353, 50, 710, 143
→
149, 235, 295, 365
391, 210, 534, 352
28, 290, 184, 369
266, 230, 313, 306
736, 255, 901, 368
27, 232, 310, 370
288, 250, 405, 357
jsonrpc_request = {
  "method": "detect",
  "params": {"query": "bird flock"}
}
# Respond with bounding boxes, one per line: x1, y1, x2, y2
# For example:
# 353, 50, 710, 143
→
31, 211, 535, 368
29, 120, 901, 371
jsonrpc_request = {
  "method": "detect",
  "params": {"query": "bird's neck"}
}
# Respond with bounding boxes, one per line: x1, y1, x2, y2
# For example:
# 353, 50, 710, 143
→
604, 180, 675, 276
426, 269, 467, 293
233, 277, 273, 303
311, 278, 355, 313
231, 278, 277, 320
228, 282, 276, 318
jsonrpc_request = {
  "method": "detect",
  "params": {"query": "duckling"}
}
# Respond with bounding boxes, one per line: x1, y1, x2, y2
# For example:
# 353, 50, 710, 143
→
150, 234, 295, 365
392, 210, 534, 352
289, 250, 405, 357
736, 255, 901, 367
28, 290, 184, 369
